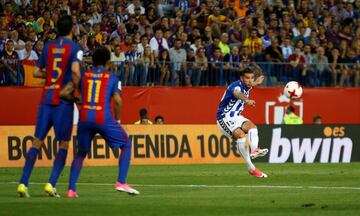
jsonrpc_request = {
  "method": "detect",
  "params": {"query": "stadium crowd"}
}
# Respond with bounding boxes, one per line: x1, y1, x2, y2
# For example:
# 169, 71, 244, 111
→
0, 0, 359, 87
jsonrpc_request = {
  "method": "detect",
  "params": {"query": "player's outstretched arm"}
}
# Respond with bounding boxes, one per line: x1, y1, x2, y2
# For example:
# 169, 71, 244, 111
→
233, 89, 255, 107
33, 67, 46, 79
113, 93, 122, 122
253, 75, 264, 86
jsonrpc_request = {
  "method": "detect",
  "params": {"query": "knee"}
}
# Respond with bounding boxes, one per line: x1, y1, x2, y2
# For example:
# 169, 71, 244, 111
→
250, 123, 257, 129
232, 128, 246, 140
76, 150, 88, 158
59, 141, 69, 149
32, 137, 43, 148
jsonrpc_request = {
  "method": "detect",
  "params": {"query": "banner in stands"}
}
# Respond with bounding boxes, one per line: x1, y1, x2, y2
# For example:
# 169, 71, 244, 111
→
0, 125, 358, 167
22, 60, 45, 87
0, 87, 359, 125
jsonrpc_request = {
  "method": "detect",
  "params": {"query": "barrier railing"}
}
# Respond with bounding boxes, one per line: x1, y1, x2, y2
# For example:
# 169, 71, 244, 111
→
1, 60, 359, 87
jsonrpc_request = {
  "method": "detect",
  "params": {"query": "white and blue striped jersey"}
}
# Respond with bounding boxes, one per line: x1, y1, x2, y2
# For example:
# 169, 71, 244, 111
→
216, 80, 251, 120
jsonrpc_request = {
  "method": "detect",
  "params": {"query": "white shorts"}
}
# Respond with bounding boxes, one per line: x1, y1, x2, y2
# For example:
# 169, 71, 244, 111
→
217, 115, 249, 138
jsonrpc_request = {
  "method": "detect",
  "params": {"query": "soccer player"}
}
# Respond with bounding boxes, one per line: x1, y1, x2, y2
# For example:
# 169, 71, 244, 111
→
66, 47, 139, 197
17, 15, 83, 197
216, 64, 269, 178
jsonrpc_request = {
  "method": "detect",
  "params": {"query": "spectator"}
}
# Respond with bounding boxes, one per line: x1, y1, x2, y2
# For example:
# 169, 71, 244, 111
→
157, 0, 174, 18
134, 108, 153, 125
1, 39, 22, 85
223, 46, 241, 84
287, 47, 307, 84
149, 28, 169, 57
9, 30, 24, 52
283, 105, 303, 125
111, 45, 126, 79
119, 34, 132, 53
193, 46, 208, 86
0, 30, 7, 52
203, 26, 213, 46
137, 35, 149, 55
89, 1, 102, 25
110, 23, 127, 42
243, 28, 262, 55
154, 115, 164, 124
169, 38, 188, 86
124, 42, 142, 86
281, 37, 294, 61
19, 40, 38, 60
190, 36, 202, 54
174, 0, 192, 17
313, 115, 322, 125
127, 0, 145, 15
218, 32, 230, 56
265, 37, 284, 80
140, 46, 156, 86
180, 32, 191, 51
207, 6, 231, 38
34, 40, 44, 57
157, 49, 171, 85
208, 47, 223, 86
0, 0, 357, 88
313, 46, 331, 86
190, 2, 209, 30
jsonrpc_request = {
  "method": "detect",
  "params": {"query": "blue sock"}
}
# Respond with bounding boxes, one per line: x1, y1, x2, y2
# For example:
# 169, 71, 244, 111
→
117, 144, 132, 184
19, 147, 40, 186
68, 152, 87, 191
48, 148, 68, 187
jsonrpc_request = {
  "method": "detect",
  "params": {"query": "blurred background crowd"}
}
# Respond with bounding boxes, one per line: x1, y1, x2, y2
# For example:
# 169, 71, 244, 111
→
0, 0, 359, 87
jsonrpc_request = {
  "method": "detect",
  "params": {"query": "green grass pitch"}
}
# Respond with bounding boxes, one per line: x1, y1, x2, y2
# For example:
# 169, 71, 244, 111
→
0, 163, 359, 216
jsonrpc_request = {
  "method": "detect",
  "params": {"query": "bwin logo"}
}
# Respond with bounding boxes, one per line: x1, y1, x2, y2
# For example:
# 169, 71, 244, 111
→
269, 127, 353, 163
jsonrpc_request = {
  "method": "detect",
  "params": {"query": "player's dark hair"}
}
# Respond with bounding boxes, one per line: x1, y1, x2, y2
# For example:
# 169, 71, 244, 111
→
240, 63, 263, 77
57, 15, 73, 36
92, 47, 111, 66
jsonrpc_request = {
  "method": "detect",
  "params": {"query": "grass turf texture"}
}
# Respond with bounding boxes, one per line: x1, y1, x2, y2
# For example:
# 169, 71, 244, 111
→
0, 163, 359, 216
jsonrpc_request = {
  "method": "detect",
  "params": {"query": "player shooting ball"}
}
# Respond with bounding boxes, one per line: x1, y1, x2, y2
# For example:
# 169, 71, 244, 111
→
216, 63, 268, 178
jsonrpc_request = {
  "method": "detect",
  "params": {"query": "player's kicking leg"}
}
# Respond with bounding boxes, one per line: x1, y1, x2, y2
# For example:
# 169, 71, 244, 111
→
241, 121, 268, 160
233, 128, 268, 178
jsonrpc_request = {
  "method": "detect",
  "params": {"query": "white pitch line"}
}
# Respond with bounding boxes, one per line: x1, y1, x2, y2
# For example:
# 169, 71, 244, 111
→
2, 182, 360, 191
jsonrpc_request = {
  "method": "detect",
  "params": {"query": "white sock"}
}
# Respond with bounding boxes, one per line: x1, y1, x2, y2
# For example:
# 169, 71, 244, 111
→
236, 138, 255, 171
248, 128, 259, 153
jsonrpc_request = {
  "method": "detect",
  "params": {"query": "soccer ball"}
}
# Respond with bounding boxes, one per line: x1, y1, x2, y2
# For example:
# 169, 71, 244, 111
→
283, 81, 303, 99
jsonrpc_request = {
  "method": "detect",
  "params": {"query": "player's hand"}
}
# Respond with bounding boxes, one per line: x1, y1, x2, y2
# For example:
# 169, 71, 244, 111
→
254, 75, 264, 85
246, 99, 256, 107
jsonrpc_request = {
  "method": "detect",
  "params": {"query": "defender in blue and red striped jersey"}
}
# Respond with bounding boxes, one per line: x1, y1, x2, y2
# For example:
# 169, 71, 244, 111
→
17, 15, 83, 198
66, 47, 139, 198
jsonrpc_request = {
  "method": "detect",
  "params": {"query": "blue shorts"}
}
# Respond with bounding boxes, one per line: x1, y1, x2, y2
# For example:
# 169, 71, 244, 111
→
77, 120, 130, 153
34, 103, 74, 141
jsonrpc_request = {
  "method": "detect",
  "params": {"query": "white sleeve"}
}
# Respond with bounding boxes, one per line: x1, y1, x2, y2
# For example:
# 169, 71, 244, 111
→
163, 39, 169, 50
149, 38, 157, 52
